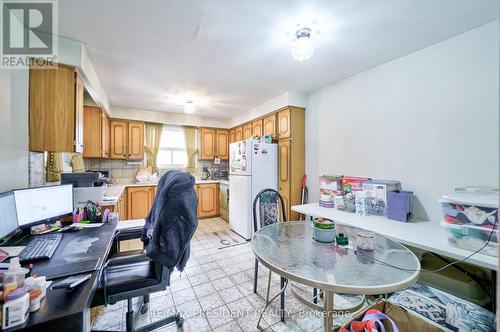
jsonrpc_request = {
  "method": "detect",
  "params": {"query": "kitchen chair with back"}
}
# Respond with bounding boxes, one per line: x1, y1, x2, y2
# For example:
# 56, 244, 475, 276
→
252, 188, 288, 323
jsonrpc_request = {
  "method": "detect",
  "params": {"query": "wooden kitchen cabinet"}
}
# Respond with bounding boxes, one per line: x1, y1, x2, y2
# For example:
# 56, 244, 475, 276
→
110, 119, 144, 160
199, 127, 229, 160
118, 191, 127, 220
29, 63, 84, 152
277, 106, 304, 220
101, 112, 110, 158
243, 123, 252, 139
128, 121, 144, 160
227, 105, 304, 220
252, 119, 263, 137
110, 120, 128, 159
196, 183, 219, 219
263, 113, 277, 139
229, 128, 236, 144
199, 127, 216, 159
127, 186, 154, 220
278, 139, 291, 219
215, 130, 229, 159
277, 108, 291, 140
234, 126, 243, 142
113, 189, 128, 220
83, 106, 110, 158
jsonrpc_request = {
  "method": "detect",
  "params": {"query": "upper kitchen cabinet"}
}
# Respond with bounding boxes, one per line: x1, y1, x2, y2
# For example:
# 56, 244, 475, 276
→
277, 107, 291, 139
263, 113, 277, 139
199, 127, 229, 160
110, 119, 144, 160
199, 127, 216, 159
234, 126, 243, 142
215, 130, 229, 159
252, 119, 263, 137
29, 63, 84, 152
101, 112, 110, 158
83, 106, 110, 158
229, 128, 236, 144
128, 121, 145, 160
243, 123, 252, 139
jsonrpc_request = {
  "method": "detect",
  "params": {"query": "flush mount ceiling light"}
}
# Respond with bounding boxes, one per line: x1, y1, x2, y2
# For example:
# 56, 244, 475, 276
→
184, 100, 195, 114
289, 22, 319, 61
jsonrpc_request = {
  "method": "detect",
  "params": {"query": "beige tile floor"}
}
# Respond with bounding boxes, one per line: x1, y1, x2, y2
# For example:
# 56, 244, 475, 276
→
91, 218, 360, 332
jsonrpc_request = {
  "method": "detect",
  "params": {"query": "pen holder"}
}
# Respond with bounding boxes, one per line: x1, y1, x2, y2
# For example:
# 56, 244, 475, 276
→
387, 190, 413, 222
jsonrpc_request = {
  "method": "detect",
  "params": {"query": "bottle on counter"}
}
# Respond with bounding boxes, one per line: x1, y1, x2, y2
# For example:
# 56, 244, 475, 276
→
4, 258, 26, 295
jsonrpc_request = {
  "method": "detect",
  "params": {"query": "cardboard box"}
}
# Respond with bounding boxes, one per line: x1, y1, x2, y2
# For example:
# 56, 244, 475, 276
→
342, 177, 370, 195
334, 300, 443, 332
319, 175, 343, 208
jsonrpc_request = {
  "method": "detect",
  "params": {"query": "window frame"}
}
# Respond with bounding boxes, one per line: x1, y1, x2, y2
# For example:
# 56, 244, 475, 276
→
156, 125, 188, 169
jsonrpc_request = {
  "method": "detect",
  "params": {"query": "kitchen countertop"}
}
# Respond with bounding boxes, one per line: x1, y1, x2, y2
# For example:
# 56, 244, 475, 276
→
102, 177, 229, 206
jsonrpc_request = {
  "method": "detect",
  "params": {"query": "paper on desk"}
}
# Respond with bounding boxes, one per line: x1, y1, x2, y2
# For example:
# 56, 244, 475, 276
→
77, 223, 105, 228
2, 246, 25, 257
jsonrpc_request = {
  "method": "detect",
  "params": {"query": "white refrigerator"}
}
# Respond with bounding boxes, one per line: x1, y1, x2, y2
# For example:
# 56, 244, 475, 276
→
229, 139, 278, 240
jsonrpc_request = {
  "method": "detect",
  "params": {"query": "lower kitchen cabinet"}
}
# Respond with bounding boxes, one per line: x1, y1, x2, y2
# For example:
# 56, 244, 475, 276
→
196, 183, 219, 219
109, 182, 222, 222
117, 190, 127, 220
127, 186, 155, 220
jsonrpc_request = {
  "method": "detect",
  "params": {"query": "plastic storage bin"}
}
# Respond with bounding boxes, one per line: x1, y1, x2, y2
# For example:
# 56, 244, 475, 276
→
439, 192, 498, 230
441, 221, 498, 257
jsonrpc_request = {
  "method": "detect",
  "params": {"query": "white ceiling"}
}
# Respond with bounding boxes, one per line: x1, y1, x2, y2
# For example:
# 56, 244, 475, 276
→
57, 0, 499, 119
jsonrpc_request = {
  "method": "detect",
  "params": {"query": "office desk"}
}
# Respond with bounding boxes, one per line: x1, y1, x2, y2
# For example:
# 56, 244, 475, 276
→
4, 220, 118, 332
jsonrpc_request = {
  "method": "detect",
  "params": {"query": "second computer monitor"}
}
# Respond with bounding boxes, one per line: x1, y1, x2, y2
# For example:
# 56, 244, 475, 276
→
0, 192, 20, 239
14, 185, 73, 227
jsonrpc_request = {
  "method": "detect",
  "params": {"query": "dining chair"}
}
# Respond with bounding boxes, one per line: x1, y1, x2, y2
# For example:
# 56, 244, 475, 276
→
252, 188, 287, 323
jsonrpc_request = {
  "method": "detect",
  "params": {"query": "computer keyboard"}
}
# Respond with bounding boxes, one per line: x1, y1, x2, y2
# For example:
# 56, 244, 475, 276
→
19, 233, 63, 262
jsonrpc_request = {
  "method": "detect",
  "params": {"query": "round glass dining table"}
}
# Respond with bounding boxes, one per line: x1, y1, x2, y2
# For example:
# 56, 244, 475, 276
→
251, 221, 420, 331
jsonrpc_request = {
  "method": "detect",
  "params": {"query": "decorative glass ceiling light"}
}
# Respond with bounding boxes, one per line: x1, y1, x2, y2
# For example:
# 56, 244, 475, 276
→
291, 26, 314, 61
184, 100, 195, 114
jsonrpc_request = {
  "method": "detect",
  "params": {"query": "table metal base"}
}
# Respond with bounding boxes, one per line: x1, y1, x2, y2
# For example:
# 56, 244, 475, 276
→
289, 284, 366, 332
256, 271, 289, 330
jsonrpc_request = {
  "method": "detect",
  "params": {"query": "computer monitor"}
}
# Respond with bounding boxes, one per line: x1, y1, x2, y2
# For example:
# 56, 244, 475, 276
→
0, 192, 20, 239
14, 184, 73, 227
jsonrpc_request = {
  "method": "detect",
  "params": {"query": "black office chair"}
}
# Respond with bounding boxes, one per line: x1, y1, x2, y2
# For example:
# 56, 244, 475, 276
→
92, 254, 180, 332
92, 171, 197, 332
252, 188, 287, 323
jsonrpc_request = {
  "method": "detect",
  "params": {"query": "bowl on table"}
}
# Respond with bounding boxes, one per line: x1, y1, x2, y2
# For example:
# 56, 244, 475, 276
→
312, 218, 336, 244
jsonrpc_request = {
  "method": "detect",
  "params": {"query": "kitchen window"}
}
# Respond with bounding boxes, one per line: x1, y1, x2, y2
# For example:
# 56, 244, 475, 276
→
157, 125, 188, 168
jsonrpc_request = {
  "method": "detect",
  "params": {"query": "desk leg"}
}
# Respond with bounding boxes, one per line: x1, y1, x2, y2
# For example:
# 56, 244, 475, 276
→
492, 270, 497, 313
323, 291, 334, 332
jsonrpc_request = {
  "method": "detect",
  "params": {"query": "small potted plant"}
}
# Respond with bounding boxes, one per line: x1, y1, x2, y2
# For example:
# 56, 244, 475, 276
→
312, 218, 336, 243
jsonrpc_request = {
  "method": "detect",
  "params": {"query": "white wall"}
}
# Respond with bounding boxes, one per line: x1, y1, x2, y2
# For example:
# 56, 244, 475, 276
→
111, 107, 230, 128
0, 69, 29, 191
112, 91, 308, 128
306, 21, 499, 221
229, 92, 307, 127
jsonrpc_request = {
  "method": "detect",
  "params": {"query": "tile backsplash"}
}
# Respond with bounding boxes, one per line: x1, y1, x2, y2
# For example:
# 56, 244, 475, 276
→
195, 160, 229, 178
83, 159, 142, 183
29, 151, 45, 187
28, 153, 229, 186
84, 158, 229, 182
